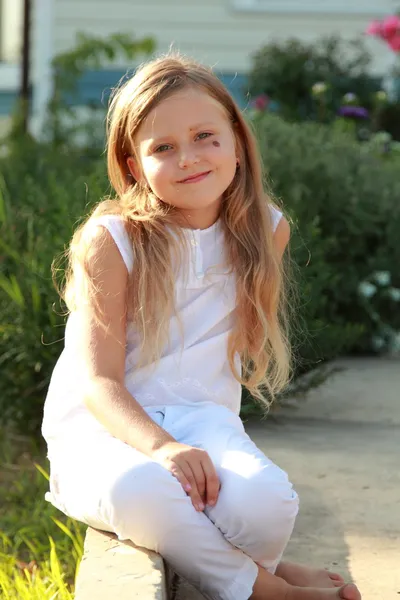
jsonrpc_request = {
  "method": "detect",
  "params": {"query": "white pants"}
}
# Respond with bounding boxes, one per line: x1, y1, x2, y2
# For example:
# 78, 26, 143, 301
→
46, 403, 299, 600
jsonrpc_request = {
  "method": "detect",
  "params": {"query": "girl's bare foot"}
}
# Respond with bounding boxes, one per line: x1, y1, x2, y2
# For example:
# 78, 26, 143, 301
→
276, 561, 344, 588
286, 583, 361, 600
251, 565, 361, 600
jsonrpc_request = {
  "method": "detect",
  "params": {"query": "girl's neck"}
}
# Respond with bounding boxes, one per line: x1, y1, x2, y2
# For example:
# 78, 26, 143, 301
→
175, 202, 221, 231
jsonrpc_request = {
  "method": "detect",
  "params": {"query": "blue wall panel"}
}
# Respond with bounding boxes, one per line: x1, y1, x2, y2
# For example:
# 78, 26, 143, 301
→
0, 69, 250, 116
73, 69, 250, 109
0, 91, 18, 115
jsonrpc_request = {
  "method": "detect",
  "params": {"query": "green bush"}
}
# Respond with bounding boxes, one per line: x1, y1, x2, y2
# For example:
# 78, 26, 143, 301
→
0, 139, 107, 433
248, 36, 382, 122
0, 428, 85, 598
254, 112, 400, 369
376, 101, 400, 141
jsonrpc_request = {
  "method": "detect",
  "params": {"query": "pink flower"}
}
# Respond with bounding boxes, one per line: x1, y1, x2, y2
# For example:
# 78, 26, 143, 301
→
387, 34, 400, 52
251, 94, 269, 111
366, 20, 383, 37
381, 15, 400, 40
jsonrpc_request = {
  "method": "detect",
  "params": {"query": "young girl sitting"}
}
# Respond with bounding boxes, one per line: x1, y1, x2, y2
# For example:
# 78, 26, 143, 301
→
42, 53, 361, 600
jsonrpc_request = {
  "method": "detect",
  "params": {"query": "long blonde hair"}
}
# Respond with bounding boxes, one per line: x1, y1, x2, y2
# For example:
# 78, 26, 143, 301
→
57, 53, 292, 405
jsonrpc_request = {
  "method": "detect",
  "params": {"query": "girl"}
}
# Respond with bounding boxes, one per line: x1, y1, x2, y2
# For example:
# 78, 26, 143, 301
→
42, 54, 360, 600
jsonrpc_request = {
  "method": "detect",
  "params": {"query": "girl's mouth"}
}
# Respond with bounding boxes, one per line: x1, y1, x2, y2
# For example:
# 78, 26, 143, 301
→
178, 171, 211, 184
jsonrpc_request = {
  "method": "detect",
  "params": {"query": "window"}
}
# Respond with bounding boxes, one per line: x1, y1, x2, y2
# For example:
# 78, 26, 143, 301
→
1, 0, 23, 62
0, 0, 23, 89
232, 0, 397, 15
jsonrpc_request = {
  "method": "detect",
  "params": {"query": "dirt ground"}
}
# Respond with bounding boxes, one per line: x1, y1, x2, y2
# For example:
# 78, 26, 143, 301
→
177, 357, 400, 600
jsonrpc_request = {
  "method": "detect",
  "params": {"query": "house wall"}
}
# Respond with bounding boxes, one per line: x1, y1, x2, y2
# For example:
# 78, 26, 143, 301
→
53, 0, 395, 73
0, 0, 51, 134
0, 0, 397, 132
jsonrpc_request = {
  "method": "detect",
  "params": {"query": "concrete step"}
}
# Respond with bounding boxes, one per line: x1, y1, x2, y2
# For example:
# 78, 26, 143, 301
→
75, 528, 169, 600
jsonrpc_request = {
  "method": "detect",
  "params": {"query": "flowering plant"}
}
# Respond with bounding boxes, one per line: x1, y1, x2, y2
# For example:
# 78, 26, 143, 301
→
337, 93, 370, 120
366, 14, 400, 53
358, 271, 400, 354
250, 93, 270, 111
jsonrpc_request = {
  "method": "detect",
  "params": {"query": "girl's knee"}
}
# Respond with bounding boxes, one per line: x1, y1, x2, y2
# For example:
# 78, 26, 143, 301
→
221, 464, 299, 540
247, 466, 298, 530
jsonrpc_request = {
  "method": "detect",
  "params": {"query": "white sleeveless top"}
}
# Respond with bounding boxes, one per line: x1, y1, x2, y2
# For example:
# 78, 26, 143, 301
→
42, 207, 282, 454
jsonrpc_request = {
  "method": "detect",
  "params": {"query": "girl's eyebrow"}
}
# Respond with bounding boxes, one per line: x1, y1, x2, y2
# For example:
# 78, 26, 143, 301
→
188, 121, 217, 131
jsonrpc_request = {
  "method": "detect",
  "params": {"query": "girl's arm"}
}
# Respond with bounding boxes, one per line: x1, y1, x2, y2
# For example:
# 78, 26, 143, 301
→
273, 215, 290, 259
73, 224, 176, 454
73, 225, 219, 511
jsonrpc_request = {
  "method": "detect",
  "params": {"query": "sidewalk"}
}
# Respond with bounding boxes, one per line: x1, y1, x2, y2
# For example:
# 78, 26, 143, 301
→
177, 357, 400, 600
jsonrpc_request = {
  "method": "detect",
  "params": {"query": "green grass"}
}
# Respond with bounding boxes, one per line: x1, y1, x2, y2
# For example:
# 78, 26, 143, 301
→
0, 428, 86, 598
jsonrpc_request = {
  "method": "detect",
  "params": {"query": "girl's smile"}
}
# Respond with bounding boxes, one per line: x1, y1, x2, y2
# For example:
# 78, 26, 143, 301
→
177, 170, 212, 184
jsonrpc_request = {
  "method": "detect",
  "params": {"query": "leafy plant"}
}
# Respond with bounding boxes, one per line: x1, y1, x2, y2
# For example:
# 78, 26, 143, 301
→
0, 137, 108, 432
47, 32, 155, 148
0, 429, 85, 598
252, 112, 400, 368
248, 36, 381, 122
358, 271, 400, 353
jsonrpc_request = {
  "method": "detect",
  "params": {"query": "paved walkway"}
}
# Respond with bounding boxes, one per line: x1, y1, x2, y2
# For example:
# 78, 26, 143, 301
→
177, 357, 400, 600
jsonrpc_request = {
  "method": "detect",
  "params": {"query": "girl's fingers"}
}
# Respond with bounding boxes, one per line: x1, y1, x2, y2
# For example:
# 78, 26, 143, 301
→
170, 464, 192, 495
189, 461, 206, 503
201, 459, 220, 507
175, 462, 205, 512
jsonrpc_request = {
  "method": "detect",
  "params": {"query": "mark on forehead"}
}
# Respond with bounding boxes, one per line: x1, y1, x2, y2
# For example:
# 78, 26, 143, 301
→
212, 141, 220, 147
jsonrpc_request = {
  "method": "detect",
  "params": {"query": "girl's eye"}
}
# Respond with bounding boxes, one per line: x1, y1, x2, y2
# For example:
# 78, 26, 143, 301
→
154, 144, 172, 153
154, 133, 212, 152
196, 132, 212, 140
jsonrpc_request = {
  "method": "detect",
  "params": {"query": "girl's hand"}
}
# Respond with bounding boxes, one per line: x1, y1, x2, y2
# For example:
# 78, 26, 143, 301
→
152, 441, 220, 512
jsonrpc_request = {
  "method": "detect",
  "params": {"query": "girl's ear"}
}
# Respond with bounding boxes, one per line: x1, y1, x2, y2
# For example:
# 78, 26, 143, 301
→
126, 156, 141, 183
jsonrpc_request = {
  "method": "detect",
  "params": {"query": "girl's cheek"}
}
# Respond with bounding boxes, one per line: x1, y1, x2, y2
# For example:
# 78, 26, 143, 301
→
144, 159, 168, 182
208, 142, 236, 165
209, 136, 236, 157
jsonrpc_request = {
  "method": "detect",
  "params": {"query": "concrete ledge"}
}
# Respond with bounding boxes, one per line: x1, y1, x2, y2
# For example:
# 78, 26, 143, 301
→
75, 527, 171, 600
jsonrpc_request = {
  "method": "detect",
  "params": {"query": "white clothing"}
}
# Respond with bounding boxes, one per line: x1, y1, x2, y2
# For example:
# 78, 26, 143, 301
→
42, 206, 283, 452
41, 206, 300, 600
47, 403, 299, 600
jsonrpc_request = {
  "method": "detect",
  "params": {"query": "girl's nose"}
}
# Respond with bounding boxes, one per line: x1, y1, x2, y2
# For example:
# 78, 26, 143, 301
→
178, 149, 200, 170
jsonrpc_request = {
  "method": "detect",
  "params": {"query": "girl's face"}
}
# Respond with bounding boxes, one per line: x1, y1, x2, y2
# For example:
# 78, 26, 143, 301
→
130, 87, 238, 228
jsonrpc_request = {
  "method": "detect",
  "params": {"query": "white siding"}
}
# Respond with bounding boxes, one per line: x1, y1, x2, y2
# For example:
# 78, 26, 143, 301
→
52, 0, 395, 74
28, 0, 54, 135
233, 0, 397, 15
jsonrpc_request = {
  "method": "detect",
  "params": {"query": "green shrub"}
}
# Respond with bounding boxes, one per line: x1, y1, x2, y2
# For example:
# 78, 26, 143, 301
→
376, 101, 400, 141
254, 112, 400, 369
0, 429, 85, 598
0, 139, 106, 433
248, 36, 382, 122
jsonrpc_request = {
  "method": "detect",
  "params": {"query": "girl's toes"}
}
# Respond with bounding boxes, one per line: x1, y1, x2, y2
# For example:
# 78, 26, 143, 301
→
328, 570, 344, 580
338, 583, 362, 600
329, 572, 345, 587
